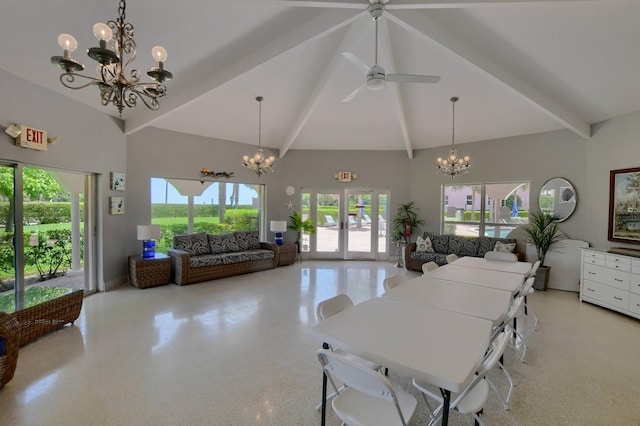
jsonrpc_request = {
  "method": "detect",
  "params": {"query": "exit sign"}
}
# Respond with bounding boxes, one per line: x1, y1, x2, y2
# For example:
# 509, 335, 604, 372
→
17, 125, 47, 151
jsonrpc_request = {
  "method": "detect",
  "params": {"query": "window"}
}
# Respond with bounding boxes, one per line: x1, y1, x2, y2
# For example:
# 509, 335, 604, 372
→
150, 178, 264, 254
442, 182, 529, 237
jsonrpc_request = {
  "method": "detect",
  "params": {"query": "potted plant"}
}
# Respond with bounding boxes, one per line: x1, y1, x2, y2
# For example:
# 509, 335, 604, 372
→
523, 211, 566, 290
392, 201, 425, 244
288, 211, 316, 252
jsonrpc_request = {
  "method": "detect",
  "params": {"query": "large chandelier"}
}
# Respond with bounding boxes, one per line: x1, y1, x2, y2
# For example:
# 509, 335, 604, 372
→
242, 96, 275, 177
50, 0, 173, 116
436, 96, 470, 178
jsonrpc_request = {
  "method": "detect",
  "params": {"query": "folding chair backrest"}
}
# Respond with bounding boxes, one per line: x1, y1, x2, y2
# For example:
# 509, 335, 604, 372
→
528, 260, 541, 278
316, 294, 354, 322
477, 332, 510, 377
519, 276, 535, 298
504, 296, 525, 325
317, 349, 405, 419
383, 274, 406, 291
484, 251, 518, 262
422, 262, 439, 273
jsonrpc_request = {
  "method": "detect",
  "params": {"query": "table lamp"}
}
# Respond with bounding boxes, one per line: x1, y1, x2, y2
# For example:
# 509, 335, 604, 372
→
270, 220, 287, 246
137, 225, 161, 258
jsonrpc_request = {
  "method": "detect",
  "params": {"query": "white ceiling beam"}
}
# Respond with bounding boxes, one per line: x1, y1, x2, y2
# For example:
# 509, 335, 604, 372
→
378, 18, 414, 159
387, 10, 591, 139
277, 0, 599, 10
279, 11, 369, 158
124, 9, 362, 136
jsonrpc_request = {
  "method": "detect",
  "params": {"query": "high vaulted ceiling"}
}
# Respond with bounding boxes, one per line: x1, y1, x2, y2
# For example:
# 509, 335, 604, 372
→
1, 0, 639, 159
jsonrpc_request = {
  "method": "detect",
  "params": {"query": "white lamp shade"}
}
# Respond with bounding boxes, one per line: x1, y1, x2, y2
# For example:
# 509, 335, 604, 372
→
270, 221, 287, 233
137, 225, 160, 241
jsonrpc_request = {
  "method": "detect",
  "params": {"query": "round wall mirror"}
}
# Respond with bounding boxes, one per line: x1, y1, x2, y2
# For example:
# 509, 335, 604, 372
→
539, 177, 577, 222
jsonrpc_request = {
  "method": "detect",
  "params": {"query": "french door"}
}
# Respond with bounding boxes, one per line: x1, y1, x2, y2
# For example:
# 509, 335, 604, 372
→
301, 188, 389, 260
0, 163, 97, 312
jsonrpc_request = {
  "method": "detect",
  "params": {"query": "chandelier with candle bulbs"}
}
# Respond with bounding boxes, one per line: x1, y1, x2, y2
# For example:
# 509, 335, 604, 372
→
50, 0, 173, 116
436, 96, 470, 178
242, 96, 275, 177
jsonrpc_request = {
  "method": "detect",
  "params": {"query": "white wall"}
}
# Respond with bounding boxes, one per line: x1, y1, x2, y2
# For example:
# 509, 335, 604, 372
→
585, 109, 640, 250
0, 69, 127, 290
126, 126, 412, 249
410, 129, 588, 245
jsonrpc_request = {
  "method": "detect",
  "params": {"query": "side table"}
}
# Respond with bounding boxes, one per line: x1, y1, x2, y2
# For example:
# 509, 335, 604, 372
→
129, 253, 172, 289
278, 244, 298, 266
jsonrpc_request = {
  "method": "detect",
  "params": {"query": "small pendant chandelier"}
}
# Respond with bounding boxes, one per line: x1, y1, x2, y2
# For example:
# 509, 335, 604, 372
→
436, 96, 470, 178
242, 96, 275, 177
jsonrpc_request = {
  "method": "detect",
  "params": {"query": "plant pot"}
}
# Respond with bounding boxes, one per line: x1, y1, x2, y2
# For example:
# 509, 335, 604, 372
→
533, 265, 550, 291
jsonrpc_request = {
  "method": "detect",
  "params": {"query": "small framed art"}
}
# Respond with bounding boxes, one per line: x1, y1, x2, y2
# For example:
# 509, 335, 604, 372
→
109, 196, 125, 215
110, 172, 126, 191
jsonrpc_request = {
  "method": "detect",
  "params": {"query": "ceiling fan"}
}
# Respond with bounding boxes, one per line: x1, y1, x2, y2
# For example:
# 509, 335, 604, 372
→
341, 1, 440, 102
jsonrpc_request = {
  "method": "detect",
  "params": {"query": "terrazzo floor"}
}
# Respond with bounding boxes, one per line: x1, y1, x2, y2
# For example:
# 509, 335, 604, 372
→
1, 260, 639, 425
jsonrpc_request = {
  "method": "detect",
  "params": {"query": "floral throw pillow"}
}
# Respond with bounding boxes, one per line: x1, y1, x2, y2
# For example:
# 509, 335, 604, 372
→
494, 241, 516, 253
416, 235, 434, 253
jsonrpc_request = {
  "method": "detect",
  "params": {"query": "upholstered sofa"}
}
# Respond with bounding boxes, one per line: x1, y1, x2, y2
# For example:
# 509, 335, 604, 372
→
405, 231, 524, 272
167, 231, 279, 285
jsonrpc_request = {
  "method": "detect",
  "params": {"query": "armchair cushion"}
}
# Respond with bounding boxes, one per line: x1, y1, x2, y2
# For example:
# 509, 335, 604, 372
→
174, 232, 211, 256
208, 233, 239, 254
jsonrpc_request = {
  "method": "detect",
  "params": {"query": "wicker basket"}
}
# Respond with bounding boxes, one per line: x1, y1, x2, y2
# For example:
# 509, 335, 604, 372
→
0, 312, 20, 389
11, 289, 83, 346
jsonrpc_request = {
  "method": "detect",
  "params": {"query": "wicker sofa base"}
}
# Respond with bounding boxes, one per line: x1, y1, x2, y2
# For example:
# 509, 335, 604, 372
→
168, 252, 278, 286
11, 289, 83, 346
0, 312, 20, 389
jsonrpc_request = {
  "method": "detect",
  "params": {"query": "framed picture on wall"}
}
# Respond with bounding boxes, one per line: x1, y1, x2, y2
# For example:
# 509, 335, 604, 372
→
608, 167, 640, 244
109, 196, 125, 215
110, 172, 126, 191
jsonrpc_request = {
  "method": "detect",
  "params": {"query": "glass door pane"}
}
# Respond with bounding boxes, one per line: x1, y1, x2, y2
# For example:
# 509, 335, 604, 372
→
345, 190, 373, 259
22, 167, 88, 292
315, 192, 342, 258
0, 165, 16, 311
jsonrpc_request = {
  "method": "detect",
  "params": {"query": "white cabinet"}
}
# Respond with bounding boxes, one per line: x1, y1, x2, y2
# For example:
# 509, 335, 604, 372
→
580, 248, 640, 320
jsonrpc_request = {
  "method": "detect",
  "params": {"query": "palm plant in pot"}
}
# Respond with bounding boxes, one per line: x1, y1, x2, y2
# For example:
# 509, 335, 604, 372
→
392, 201, 425, 244
288, 211, 316, 253
523, 211, 566, 290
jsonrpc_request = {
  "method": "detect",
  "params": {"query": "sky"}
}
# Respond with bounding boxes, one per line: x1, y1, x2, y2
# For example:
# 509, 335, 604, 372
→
150, 178, 258, 205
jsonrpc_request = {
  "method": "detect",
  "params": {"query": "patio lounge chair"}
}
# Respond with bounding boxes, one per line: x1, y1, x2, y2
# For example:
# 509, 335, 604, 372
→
325, 215, 337, 227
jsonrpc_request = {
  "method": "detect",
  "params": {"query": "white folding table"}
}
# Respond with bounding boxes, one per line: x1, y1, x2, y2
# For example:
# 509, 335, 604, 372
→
428, 264, 525, 296
383, 276, 512, 324
312, 297, 493, 426
452, 256, 532, 275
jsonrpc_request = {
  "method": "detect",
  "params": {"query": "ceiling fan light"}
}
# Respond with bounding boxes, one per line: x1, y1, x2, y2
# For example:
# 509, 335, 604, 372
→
367, 78, 386, 91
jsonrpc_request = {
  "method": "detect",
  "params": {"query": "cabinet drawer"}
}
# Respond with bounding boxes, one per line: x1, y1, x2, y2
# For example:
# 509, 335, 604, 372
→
629, 293, 640, 316
583, 251, 605, 266
583, 263, 629, 290
631, 274, 640, 296
606, 254, 631, 272
582, 280, 629, 309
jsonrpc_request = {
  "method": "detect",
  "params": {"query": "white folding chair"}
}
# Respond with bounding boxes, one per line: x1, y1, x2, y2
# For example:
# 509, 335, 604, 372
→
495, 296, 529, 363
318, 349, 418, 426
445, 253, 460, 263
383, 274, 406, 292
412, 331, 511, 426
315, 295, 381, 410
421, 261, 439, 274
484, 251, 518, 262
517, 276, 538, 334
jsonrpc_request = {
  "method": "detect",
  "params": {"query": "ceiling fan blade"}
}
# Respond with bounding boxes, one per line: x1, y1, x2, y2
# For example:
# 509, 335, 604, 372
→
342, 52, 370, 75
342, 84, 366, 102
276, 0, 365, 8
386, 74, 441, 84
